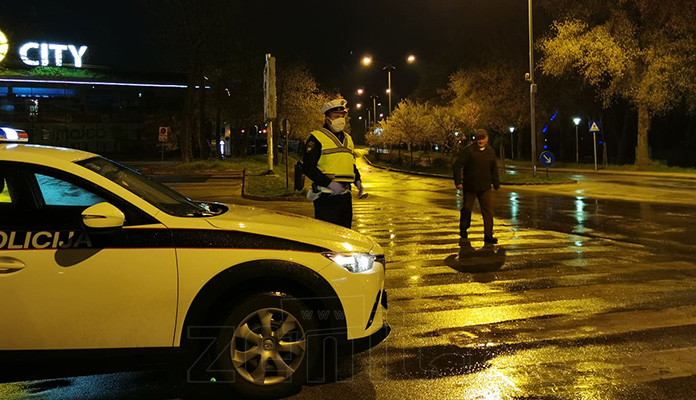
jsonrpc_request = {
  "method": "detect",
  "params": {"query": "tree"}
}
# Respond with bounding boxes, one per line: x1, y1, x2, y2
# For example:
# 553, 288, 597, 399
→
428, 105, 476, 154
148, 0, 235, 162
538, 0, 696, 166
276, 62, 330, 142
382, 100, 436, 165
447, 61, 530, 158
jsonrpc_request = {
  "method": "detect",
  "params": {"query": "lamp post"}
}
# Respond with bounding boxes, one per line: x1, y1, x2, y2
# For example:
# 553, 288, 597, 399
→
385, 65, 395, 116
369, 94, 378, 124
509, 126, 515, 160
573, 117, 581, 163
528, 0, 538, 177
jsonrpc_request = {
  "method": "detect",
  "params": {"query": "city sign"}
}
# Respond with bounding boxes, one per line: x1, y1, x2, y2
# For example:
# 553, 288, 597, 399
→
19, 42, 88, 68
0, 27, 88, 68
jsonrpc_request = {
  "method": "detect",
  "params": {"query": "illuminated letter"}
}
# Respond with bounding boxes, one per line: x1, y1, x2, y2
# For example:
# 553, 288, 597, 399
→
0, 231, 7, 248
49, 44, 68, 67
40, 43, 49, 66
19, 42, 40, 66
68, 45, 87, 68
32, 232, 52, 249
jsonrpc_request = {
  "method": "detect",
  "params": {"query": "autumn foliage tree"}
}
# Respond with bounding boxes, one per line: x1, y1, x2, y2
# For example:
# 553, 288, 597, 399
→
538, 0, 696, 166
446, 61, 529, 159
276, 62, 331, 143
380, 100, 436, 165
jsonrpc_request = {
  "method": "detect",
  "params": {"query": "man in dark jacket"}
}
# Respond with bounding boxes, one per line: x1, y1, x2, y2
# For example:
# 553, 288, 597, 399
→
452, 129, 501, 244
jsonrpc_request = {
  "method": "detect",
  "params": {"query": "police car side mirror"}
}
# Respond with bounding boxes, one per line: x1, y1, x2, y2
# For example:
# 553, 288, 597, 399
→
81, 202, 125, 230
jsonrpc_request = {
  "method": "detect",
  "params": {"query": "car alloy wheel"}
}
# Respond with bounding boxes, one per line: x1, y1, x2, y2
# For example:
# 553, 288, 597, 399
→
213, 292, 319, 399
231, 307, 307, 385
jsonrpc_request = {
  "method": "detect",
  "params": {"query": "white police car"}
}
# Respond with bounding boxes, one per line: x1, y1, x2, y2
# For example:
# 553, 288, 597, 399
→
0, 141, 388, 399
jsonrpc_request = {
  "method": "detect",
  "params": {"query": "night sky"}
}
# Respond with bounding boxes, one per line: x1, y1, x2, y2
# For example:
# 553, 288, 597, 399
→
1, 0, 540, 103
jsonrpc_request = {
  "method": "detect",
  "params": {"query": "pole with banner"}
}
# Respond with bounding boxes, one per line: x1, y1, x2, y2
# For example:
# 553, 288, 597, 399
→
264, 54, 277, 175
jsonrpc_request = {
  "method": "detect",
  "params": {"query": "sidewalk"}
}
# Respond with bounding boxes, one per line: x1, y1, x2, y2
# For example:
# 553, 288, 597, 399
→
506, 164, 696, 180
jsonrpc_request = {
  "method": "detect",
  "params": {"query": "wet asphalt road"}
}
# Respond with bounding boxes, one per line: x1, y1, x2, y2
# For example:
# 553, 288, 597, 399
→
3, 160, 696, 400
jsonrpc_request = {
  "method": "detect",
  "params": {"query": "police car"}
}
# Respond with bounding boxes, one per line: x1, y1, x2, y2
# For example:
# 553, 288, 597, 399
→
0, 141, 388, 399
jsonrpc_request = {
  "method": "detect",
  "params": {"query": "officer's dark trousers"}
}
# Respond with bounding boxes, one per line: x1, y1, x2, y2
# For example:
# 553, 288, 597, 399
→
459, 189, 493, 238
314, 192, 353, 229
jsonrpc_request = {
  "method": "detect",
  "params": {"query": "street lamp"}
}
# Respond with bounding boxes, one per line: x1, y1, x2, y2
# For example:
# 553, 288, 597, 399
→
356, 88, 364, 95
509, 126, 515, 160
573, 117, 581, 163
362, 54, 416, 117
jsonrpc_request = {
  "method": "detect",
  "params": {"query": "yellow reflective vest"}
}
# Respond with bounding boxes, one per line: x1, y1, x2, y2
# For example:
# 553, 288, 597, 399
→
312, 128, 356, 183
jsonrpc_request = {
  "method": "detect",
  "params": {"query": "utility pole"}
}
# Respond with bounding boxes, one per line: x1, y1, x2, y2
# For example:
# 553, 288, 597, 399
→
528, 0, 538, 177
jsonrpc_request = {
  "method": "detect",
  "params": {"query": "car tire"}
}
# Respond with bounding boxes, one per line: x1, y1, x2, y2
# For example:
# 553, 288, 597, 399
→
212, 292, 319, 400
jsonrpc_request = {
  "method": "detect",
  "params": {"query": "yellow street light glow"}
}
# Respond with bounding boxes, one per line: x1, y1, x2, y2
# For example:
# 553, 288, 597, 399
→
357, 88, 364, 95
407, 54, 416, 63
362, 56, 373, 66
385, 89, 391, 94
356, 103, 362, 108
0, 29, 8, 63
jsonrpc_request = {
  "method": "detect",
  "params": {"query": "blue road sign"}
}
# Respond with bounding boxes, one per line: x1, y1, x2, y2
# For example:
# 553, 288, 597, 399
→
589, 121, 601, 132
540, 150, 555, 167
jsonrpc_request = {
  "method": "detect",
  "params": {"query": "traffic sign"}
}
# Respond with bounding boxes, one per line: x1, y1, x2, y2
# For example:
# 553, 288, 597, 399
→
540, 150, 555, 167
158, 126, 170, 142
589, 121, 601, 133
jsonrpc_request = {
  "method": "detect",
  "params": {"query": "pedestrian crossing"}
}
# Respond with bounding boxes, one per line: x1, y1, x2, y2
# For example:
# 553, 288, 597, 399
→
333, 196, 696, 399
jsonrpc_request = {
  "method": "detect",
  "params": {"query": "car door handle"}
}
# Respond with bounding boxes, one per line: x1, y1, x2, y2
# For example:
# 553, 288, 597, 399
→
0, 257, 26, 273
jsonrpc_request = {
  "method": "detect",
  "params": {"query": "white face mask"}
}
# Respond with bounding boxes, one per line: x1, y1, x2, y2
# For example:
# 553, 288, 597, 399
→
328, 117, 346, 132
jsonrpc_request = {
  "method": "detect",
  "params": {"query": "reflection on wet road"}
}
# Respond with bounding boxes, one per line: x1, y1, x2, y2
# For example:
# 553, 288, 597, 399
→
292, 161, 696, 400
500, 191, 696, 258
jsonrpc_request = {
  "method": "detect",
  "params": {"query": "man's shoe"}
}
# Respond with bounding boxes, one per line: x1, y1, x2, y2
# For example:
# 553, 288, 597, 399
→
483, 236, 498, 244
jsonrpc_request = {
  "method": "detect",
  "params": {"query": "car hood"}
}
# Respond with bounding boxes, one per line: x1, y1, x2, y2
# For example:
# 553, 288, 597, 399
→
204, 203, 378, 253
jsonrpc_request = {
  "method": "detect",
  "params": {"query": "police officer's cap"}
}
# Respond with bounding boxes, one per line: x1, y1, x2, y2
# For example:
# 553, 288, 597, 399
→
321, 99, 349, 115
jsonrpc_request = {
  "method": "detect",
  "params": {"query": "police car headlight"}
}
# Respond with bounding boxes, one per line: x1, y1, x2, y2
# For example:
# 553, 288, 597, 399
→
323, 252, 378, 273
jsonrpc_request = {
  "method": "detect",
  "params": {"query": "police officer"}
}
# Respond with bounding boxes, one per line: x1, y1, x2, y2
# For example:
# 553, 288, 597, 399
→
453, 128, 500, 244
303, 99, 364, 229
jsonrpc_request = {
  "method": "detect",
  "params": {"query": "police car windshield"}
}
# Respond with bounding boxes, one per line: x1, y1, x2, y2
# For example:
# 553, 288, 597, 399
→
77, 157, 213, 217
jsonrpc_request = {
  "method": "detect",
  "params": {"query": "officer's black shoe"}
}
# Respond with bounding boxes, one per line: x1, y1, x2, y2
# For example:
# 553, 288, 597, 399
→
483, 236, 498, 244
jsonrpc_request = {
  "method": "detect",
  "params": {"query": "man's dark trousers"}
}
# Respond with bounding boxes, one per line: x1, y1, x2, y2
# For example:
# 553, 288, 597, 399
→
314, 192, 353, 228
459, 189, 493, 238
